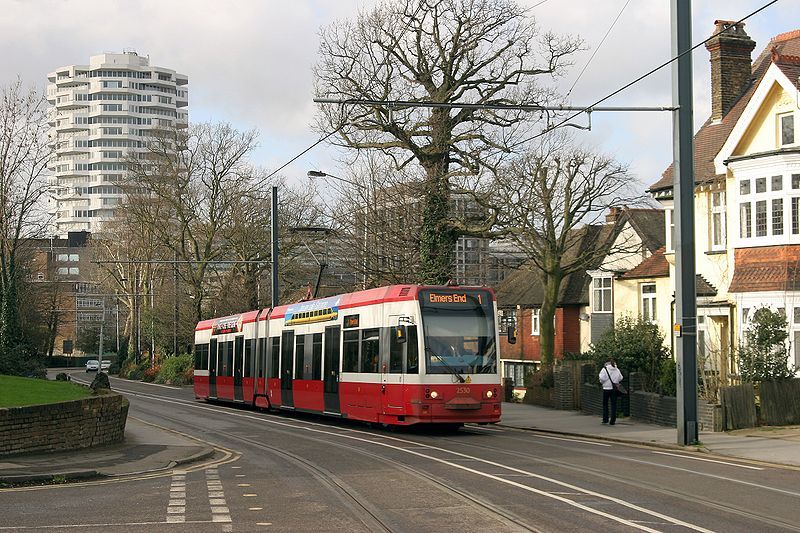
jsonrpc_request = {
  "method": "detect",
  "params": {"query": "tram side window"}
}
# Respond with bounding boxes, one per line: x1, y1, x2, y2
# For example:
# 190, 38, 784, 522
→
194, 343, 209, 370
258, 337, 267, 378
269, 337, 280, 378
312, 333, 322, 380
295, 335, 305, 379
406, 326, 419, 374
389, 328, 403, 374
234, 336, 244, 377
360, 328, 380, 373
343, 331, 359, 372
244, 339, 254, 378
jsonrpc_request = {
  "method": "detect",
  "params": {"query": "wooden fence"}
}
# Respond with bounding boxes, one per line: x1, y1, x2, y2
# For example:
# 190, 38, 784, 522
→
760, 379, 800, 426
720, 384, 757, 430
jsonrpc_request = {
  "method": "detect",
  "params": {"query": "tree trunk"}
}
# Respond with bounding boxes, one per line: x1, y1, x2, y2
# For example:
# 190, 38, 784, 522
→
539, 270, 563, 365
419, 156, 456, 284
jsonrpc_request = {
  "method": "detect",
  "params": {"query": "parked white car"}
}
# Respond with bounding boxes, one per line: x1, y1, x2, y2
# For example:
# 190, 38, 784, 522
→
85, 360, 99, 372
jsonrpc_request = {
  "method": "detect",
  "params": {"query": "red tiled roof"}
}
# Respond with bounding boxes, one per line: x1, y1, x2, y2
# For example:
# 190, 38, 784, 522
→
650, 29, 800, 192
728, 245, 800, 293
621, 247, 669, 279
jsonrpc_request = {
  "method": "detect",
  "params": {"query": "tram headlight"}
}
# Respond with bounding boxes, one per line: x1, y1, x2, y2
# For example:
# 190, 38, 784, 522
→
485, 390, 494, 399
430, 390, 439, 399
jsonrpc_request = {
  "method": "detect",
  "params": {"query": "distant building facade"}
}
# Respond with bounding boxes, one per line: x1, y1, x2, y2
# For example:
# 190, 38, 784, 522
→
47, 51, 188, 236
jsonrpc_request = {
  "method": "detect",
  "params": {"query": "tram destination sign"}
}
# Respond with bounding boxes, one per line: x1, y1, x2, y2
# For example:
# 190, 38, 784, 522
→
420, 289, 490, 308
212, 315, 244, 335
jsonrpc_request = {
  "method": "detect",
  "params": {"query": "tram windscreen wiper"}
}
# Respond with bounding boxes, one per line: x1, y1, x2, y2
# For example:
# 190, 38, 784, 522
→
425, 347, 466, 383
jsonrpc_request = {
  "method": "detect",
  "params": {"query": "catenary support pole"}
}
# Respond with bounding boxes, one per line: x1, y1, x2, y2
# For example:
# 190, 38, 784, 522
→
271, 186, 279, 308
672, 0, 699, 445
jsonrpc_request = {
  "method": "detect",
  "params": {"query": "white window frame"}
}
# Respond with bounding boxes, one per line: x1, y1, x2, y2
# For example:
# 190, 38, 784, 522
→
641, 283, 657, 323
531, 308, 540, 336
710, 190, 726, 250
592, 276, 613, 313
665, 207, 675, 253
780, 112, 795, 147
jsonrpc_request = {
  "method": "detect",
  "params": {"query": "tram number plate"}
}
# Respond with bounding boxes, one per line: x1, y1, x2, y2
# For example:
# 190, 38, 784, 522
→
455, 386, 471, 395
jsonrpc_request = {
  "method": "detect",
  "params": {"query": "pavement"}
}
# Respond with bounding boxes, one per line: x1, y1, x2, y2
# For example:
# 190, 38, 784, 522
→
2, 396, 798, 486
499, 402, 800, 468
0, 417, 216, 485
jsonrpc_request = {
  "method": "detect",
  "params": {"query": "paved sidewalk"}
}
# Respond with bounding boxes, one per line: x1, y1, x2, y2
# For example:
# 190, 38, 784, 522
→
0, 417, 215, 484
499, 402, 800, 468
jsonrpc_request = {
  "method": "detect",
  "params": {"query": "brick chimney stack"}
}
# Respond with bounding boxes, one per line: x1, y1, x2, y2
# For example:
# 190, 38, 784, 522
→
605, 206, 622, 223
705, 20, 756, 122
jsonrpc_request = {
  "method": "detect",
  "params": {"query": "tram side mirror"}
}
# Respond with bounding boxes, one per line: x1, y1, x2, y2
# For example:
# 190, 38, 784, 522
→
396, 325, 407, 344
507, 326, 517, 345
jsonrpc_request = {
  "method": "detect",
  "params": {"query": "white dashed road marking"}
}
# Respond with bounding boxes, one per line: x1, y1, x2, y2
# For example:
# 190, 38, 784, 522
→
166, 470, 187, 523
206, 468, 232, 525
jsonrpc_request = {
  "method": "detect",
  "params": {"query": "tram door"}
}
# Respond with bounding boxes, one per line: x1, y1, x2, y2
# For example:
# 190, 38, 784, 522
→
280, 331, 294, 407
381, 326, 405, 416
233, 335, 244, 402
323, 326, 341, 414
209, 338, 218, 398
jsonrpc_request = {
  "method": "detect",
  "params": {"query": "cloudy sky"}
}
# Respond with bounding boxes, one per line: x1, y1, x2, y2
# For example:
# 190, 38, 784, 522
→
2, 0, 798, 192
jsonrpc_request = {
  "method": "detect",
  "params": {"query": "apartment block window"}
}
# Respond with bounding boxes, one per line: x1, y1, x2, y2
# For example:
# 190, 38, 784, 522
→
794, 198, 800, 235
756, 177, 767, 193
740, 203, 752, 238
531, 308, 540, 336
772, 198, 784, 235
592, 276, 612, 313
641, 284, 657, 323
781, 113, 795, 146
710, 191, 726, 249
755, 200, 767, 237
772, 175, 783, 191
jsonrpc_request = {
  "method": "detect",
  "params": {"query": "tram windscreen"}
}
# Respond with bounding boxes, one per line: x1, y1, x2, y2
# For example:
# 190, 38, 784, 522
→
419, 289, 497, 375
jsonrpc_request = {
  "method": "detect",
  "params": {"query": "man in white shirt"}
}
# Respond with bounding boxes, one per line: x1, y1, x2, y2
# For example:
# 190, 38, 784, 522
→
598, 359, 623, 425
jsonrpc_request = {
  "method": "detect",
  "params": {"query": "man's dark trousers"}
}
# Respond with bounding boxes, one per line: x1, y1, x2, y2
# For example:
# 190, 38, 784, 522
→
602, 389, 618, 424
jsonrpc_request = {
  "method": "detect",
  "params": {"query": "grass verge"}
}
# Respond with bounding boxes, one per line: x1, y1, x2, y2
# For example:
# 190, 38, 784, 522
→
0, 374, 91, 408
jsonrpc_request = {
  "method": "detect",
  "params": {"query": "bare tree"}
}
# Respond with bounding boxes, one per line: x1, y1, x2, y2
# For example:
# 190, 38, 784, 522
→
489, 138, 644, 364
0, 80, 51, 372
315, 0, 581, 283
122, 123, 262, 324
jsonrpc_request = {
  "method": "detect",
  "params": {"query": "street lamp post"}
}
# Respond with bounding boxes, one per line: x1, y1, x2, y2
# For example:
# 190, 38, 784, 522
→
307, 170, 370, 290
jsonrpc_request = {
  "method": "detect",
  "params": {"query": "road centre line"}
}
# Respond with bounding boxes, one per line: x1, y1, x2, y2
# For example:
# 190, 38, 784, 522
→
119, 388, 712, 532
531, 434, 612, 447
652, 451, 764, 470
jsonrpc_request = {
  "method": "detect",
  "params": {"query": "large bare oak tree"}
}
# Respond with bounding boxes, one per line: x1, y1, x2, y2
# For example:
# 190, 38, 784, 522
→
315, 0, 581, 283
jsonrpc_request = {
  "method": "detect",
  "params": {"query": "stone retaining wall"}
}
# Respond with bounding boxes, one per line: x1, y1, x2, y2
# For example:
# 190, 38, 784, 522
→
0, 392, 128, 456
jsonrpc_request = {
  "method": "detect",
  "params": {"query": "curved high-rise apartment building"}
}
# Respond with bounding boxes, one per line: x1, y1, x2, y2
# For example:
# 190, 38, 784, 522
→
47, 51, 188, 236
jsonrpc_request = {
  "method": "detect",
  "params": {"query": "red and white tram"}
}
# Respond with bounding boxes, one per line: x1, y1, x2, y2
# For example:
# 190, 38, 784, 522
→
193, 284, 502, 426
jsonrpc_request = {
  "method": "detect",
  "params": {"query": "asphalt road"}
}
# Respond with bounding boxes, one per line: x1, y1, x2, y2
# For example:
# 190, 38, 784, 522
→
2, 373, 799, 532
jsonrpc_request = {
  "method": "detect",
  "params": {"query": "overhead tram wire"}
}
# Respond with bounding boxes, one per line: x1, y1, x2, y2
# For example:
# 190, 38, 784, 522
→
565, 0, 631, 98
522, 0, 781, 144
258, 1, 426, 186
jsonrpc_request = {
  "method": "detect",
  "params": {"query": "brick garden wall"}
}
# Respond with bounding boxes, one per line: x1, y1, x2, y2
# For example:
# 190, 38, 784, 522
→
0, 392, 129, 456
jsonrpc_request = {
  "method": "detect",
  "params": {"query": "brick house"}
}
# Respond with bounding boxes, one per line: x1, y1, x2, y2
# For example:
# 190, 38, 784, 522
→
648, 21, 800, 375
496, 207, 664, 392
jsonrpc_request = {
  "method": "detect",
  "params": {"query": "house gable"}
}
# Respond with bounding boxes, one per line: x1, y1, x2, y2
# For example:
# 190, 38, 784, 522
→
715, 63, 800, 173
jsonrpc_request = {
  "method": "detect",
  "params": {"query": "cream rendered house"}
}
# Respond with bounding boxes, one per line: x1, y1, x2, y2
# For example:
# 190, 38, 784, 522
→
648, 21, 800, 375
